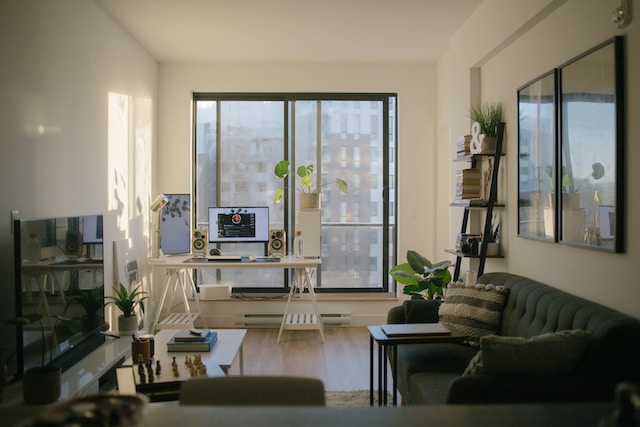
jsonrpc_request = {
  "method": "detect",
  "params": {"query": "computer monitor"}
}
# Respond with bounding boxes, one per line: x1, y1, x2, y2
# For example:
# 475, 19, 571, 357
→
208, 207, 269, 243
82, 214, 104, 244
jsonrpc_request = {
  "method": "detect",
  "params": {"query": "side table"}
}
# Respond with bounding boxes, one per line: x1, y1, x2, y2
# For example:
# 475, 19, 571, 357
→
368, 324, 465, 406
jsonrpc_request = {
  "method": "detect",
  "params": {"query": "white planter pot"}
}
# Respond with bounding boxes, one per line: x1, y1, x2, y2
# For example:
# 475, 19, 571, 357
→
118, 315, 139, 336
299, 193, 321, 209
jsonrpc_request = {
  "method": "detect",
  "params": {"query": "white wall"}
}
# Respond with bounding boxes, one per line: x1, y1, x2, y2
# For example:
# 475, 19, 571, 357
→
438, 0, 640, 318
0, 0, 158, 347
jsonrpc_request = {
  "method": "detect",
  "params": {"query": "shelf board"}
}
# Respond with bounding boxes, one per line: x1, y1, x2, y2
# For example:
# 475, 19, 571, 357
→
450, 202, 504, 208
453, 153, 505, 162
444, 249, 504, 259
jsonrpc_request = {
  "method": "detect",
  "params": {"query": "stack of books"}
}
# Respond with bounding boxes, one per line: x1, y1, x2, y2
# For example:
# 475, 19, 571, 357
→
167, 329, 218, 352
455, 168, 482, 199
456, 135, 472, 157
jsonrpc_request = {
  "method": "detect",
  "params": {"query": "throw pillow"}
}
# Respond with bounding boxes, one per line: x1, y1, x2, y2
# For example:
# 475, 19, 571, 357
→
464, 330, 593, 375
438, 282, 509, 347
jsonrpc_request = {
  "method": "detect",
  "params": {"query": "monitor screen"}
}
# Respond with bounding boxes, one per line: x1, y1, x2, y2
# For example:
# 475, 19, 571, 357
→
82, 215, 104, 244
208, 207, 269, 243
160, 194, 191, 255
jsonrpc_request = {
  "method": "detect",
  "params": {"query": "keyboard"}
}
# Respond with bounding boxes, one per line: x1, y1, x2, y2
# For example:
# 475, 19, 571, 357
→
206, 256, 242, 262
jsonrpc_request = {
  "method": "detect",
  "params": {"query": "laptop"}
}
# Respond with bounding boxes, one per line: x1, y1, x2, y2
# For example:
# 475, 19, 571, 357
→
381, 323, 452, 337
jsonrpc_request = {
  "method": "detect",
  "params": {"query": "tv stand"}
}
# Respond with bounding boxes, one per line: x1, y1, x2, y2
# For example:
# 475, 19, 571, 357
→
0, 336, 131, 408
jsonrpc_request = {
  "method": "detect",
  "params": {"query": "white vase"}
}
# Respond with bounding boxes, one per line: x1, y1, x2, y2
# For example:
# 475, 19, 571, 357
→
118, 315, 139, 336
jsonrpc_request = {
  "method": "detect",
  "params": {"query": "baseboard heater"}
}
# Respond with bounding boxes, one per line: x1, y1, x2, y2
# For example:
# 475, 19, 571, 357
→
234, 312, 351, 328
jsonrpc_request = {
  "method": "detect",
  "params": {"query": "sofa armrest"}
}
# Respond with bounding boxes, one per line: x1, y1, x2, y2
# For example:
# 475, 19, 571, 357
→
447, 373, 618, 404
387, 299, 442, 324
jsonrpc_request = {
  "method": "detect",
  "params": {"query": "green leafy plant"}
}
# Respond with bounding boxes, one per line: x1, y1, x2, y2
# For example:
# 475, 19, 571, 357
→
469, 102, 503, 137
66, 286, 105, 317
273, 160, 348, 204
105, 283, 149, 318
389, 250, 452, 300
561, 162, 605, 194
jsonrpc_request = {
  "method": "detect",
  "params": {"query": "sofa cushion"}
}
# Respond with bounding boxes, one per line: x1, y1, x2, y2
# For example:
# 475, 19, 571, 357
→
438, 282, 509, 347
464, 330, 592, 375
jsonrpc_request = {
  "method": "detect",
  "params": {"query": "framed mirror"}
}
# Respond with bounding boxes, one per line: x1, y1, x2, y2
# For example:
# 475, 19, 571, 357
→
559, 36, 624, 252
518, 69, 557, 242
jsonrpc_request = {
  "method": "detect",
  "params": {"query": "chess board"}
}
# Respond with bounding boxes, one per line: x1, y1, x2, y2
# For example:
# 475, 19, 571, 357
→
130, 354, 210, 401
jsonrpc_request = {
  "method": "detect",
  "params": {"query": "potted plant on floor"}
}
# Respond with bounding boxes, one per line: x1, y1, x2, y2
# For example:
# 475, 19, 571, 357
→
106, 283, 149, 336
273, 160, 348, 208
8, 313, 62, 405
468, 102, 503, 153
389, 250, 452, 300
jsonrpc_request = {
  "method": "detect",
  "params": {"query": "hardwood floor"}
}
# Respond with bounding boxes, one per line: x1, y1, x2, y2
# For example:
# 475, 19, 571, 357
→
226, 327, 391, 391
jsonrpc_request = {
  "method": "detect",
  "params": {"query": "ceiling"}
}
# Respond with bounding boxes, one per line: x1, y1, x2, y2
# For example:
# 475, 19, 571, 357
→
94, 0, 483, 63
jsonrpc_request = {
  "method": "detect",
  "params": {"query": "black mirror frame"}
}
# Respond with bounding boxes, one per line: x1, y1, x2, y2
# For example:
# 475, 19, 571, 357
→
558, 36, 625, 253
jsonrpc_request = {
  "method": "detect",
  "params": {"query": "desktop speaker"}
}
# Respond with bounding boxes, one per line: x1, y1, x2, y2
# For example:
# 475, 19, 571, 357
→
269, 229, 286, 256
65, 230, 83, 257
192, 229, 208, 256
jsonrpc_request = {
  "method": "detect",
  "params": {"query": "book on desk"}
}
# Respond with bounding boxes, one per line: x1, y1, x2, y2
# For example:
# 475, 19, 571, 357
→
167, 330, 218, 352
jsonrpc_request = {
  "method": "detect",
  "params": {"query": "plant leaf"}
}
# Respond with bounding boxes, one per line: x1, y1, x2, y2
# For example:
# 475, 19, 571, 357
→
407, 250, 433, 272
274, 160, 290, 178
273, 187, 284, 205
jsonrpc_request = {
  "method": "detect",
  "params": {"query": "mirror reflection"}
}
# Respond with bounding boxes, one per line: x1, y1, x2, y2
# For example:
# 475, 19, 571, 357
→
518, 70, 557, 241
16, 215, 106, 373
560, 37, 623, 252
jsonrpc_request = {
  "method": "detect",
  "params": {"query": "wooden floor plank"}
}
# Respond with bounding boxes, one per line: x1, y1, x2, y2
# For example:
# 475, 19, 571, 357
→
230, 327, 391, 391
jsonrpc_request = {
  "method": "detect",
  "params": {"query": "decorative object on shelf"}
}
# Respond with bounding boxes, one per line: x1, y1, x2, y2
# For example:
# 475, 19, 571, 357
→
560, 36, 624, 252
7, 314, 62, 405
389, 250, 452, 300
273, 159, 348, 206
106, 283, 149, 336
468, 102, 503, 154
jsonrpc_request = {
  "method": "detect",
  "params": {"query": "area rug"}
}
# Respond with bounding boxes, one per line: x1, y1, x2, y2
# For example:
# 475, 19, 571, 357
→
325, 390, 394, 407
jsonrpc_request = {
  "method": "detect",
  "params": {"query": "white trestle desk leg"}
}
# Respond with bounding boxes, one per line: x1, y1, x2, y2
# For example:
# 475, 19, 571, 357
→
151, 268, 176, 334
277, 266, 324, 343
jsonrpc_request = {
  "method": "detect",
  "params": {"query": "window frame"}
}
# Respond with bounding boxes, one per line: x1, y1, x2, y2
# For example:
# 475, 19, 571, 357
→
192, 92, 397, 294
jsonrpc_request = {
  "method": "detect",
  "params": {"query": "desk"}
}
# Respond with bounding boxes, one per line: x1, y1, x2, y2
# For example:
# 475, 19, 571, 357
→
368, 325, 465, 406
149, 256, 322, 339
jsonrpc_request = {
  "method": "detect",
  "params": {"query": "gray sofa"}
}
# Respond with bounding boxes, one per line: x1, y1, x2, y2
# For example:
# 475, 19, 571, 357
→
387, 272, 640, 404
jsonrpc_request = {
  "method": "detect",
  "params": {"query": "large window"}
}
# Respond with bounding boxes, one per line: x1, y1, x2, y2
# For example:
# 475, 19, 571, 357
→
193, 93, 396, 293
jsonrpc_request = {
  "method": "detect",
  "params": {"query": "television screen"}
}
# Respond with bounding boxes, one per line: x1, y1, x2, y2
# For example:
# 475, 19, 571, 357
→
208, 206, 269, 243
14, 215, 106, 377
160, 194, 191, 255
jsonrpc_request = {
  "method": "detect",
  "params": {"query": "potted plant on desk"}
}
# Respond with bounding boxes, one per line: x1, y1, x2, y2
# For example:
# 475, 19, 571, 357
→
389, 250, 452, 300
106, 283, 149, 336
273, 160, 348, 208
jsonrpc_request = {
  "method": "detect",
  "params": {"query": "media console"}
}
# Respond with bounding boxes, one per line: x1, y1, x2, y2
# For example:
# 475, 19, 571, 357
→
0, 336, 131, 408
